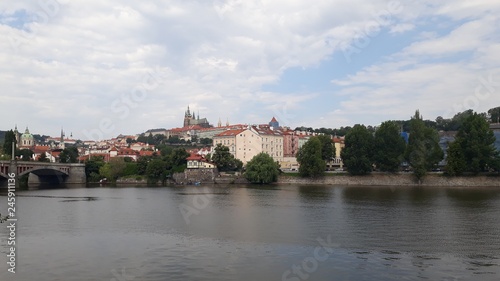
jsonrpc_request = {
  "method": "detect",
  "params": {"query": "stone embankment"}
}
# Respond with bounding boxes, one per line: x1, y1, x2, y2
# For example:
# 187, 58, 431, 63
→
278, 173, 500, 187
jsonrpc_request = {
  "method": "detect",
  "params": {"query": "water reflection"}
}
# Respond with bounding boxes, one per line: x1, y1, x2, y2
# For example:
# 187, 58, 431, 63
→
1, 184, 500, 281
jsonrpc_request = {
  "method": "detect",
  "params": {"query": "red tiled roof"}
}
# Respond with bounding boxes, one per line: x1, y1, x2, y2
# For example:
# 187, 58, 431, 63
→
118, 148, 138, 155
186, 153, 204, 161
139, 150, 154, 156
33, 146, 50, 153
214, 129, 246, 137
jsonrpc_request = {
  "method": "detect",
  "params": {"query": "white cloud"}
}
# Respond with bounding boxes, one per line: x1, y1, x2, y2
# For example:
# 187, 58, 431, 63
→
389, 23, 415, 34
1, 0, 499, 139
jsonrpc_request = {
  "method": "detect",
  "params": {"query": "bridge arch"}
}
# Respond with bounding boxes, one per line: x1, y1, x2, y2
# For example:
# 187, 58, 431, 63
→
17, 167, 70, 178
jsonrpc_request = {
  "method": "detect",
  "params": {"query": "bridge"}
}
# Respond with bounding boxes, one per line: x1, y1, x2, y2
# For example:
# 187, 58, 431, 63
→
0, 161, 86, 186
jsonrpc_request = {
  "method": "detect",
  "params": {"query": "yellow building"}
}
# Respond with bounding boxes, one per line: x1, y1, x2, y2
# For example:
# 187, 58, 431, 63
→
213, 126, 284, 165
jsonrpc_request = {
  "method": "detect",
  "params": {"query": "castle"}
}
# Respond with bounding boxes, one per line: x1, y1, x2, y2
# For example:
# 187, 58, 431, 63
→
183, 106, 212, 128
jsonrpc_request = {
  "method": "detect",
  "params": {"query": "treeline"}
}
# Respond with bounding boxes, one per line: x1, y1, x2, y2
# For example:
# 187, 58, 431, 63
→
133, 134, 212, 146
85, 146, 189, 184
298, 110, 499, 182
84, 144, 243, 184
295, 107, 500, 136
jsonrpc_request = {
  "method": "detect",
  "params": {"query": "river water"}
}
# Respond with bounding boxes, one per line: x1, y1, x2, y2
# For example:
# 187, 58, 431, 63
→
1, 184, 500, 280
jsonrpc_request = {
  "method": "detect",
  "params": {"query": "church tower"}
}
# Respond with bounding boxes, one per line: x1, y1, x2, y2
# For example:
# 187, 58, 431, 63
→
14, 125, 19, 148
183, 105, 192, 127
19, 126, 34, 149
60, 128, 65, 149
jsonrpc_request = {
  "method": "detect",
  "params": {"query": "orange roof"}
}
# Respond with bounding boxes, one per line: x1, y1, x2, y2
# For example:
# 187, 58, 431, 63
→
186, 153, 204, 161
215, 129, 246, 137
33, 146, 50, 153
139, 150, 154, 156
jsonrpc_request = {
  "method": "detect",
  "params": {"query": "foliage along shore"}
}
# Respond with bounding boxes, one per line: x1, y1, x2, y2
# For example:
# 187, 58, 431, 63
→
101, 172, 500, 188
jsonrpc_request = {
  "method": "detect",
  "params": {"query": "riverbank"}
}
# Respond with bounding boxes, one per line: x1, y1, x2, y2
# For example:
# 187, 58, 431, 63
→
277, 173, 500, 187
103, 172, 500, 188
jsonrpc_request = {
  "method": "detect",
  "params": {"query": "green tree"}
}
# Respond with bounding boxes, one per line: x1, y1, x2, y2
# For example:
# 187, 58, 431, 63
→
167, 135, 181, 144
169, 148, 189, 167
341, 124, 374, 175
445, 140, 467, 176
146, 133, 154, 145
59, 147, 79, 163
146, 158, 167, 183
405, 110, 444, 181
38, 152, 50, 162
2, 130, 16, 157
297, 137, 326, 177
244, 152, 280, 184
18, 149, 34, 161
122, 162, 138, 176
212, 144, 242, 171
373, 121, 406, 172
99, 158, 126, 181
137, 134, 147, 143
153, 134, 165, 145
85, 155, 105, 181
316, 134, 336, 162
156, 144, 173, 157
166, 148, 189, 174
200, 138, 213, 145
136, 155, 152, 175
488, 106, 500, 123
445, 112, 498, 175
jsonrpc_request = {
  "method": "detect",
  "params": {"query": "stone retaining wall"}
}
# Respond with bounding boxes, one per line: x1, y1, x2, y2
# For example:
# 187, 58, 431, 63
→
278, 173, 500, 187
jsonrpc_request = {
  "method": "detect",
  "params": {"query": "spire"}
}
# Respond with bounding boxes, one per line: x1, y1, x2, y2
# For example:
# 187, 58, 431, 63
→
24, 126, 30, 134
197, 110, 200, 120
218, 117, 222, 127
60, 127, 65, 149
226, 118, 229, 127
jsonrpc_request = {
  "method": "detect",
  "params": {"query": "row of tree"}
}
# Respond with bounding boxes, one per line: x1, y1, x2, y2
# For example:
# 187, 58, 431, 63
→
294, 107, 500, 137
297, 110, 499, 181
134, 133, 212, 146
85, 147, 189, 184
84, 144, 243, 184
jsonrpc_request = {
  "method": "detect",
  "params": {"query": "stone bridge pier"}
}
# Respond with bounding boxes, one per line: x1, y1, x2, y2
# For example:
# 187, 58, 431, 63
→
0, 161, 86, 187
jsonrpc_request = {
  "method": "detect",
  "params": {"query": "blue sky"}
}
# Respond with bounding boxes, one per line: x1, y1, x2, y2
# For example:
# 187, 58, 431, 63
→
0, 0, 499, 140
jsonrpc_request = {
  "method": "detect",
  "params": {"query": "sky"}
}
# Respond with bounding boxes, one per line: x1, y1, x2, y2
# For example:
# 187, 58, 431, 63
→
1, 0, 499, 140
